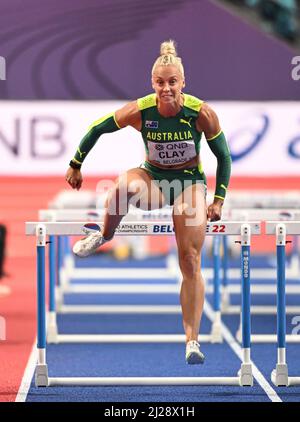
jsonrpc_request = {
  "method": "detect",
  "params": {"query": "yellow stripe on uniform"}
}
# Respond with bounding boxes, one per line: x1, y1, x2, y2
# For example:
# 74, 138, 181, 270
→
214, 195, 225, 200
184, 94, 203, 112
72, 157, 82, 164
137, 94, 157, 111
88, 112, 118, 130
220, 184, 227, 191
207, 130, 223, 141
113, 113, 121, 129
197, 162, 204, 174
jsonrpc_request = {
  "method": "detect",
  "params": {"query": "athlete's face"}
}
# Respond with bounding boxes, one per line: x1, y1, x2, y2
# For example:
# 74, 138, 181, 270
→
152, 65, 185, 105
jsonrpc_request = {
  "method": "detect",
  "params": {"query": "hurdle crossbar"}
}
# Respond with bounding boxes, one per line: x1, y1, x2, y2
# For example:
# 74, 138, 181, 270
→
266, 221, 300, 235
26, 221, 261, 236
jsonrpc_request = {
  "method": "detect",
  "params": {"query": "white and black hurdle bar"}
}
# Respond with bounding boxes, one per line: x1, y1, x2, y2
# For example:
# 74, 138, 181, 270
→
26, 220, 260, 387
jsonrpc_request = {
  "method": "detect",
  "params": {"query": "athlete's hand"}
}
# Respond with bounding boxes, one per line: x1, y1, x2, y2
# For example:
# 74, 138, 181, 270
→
207, 199, 223, 222
65, 167, 83, 190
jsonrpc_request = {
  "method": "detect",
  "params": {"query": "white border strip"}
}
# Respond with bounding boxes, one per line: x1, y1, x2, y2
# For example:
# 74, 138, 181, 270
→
15, 340, 37, 402
204, 301, 282, 403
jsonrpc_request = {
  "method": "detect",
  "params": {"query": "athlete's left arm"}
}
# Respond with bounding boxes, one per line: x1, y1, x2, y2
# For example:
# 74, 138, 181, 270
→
196, 103, 232, 221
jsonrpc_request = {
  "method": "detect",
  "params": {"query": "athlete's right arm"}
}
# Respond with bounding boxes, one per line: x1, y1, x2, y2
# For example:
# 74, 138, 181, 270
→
66, 101, 141, 190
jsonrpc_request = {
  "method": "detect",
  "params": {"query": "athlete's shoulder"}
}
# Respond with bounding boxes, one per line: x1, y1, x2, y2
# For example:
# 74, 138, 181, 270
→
184, 94, 204, 113
137, 93, 156, 111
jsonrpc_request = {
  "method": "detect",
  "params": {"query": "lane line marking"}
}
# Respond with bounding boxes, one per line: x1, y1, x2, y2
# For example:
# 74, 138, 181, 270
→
204, 301, 282, 402
15, 340, 37, 402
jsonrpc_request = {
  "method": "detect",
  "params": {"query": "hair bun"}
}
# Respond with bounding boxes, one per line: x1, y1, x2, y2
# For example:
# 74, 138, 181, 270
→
160, 40, 177, 56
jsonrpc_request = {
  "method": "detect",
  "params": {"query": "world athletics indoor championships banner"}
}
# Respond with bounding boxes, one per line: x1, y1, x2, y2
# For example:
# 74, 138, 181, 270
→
0, 0, 298, 101
0, 101, 299, 176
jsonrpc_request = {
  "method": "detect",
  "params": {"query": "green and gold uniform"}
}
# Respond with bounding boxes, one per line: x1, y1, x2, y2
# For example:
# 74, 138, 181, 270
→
137, 93, 205, 204
72, 93, 231, 205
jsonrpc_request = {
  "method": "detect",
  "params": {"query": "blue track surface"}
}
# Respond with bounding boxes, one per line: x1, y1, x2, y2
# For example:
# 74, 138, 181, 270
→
25, 254, 300, 402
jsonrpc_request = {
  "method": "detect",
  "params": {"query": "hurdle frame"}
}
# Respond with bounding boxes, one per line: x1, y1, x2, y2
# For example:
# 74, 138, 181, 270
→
26, 220, 260, 387
41, 207, 300, 346
266, 221, 300, 387
40, 209, 228, 345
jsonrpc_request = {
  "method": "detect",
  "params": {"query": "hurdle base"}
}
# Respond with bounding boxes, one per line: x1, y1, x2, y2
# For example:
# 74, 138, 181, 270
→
209, 307, 222, 344
35, 364, 49, 387
52, 334, 213, 344
210, 322, 223, 343
48, 376, 241, 387
55, 287, 63, 311
47, 325, 58, 344
235, 325, 242, 343
239, 363, 253, 387
271, 365, 289, 387
221, 288, 231, 311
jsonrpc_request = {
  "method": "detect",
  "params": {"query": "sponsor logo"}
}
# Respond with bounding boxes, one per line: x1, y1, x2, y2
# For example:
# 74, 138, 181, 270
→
243, 250, 249, 278
180, 118, 192, 128
145, 120, 158, 129
153, 224, 174, 233
184, 169, 194, 175
77, 147, 86, 159
82, 223, 100, 234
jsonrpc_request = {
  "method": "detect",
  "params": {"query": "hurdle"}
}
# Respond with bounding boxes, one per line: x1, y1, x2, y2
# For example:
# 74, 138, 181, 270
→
39, 207, 241, 344
41, 207, 300, 345
221, 209, 300, 312
39, 208, 198, 345
32, 216, 256, 344
217, 209, 300, 344
39, 208, 182, 323
266, 222, 300, 386
26, 220, 260, 387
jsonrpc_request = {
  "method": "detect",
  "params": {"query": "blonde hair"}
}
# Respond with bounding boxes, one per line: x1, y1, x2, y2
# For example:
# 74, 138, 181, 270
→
152, 40, 185, 78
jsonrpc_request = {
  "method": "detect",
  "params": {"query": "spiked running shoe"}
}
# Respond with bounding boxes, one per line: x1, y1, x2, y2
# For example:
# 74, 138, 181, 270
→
185, 340, 205, 365
73, 231, 108, 257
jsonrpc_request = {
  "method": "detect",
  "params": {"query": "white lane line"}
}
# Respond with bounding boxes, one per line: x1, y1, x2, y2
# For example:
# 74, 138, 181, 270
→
204, 301, 282, 403
15, 340, 37, 402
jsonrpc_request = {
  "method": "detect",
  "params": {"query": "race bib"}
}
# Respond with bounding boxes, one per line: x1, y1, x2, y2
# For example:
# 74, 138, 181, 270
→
148, 140, 197, 166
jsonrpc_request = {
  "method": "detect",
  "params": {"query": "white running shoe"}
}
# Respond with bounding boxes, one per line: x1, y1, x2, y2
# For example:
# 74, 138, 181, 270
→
185, 340, 205, 365
73, 231, 107, 257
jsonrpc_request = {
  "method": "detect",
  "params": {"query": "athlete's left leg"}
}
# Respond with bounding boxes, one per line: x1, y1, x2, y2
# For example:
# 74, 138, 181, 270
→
172, 183, 207, 354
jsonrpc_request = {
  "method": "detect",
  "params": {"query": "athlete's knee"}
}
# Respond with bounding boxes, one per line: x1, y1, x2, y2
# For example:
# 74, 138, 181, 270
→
179, 249, 200, 279
105, 181, 129, 215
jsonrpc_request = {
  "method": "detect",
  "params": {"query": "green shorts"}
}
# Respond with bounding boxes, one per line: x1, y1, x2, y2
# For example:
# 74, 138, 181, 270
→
140, 161, 207, 206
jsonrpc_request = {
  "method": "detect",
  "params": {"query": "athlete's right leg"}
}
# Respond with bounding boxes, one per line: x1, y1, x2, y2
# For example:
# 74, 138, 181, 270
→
73, 168, 166, 256
102, 168, 165, 239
